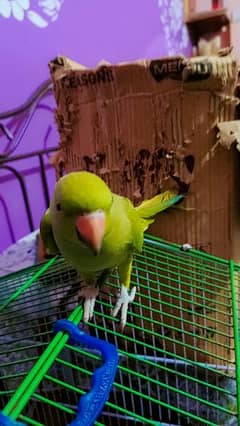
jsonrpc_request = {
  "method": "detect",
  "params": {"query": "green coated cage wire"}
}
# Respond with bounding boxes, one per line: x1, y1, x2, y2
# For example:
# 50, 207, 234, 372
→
0, 235, 239, 426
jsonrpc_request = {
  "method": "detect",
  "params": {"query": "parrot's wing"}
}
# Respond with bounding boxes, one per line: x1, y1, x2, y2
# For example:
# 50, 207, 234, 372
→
130, 216, 153, 253
132, 190, 184, 252
40, 209, 60, 255
135, 190, 184, 219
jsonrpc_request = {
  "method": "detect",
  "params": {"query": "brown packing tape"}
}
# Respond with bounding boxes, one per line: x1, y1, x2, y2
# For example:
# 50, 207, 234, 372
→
182, 54, 238, 92
50, 55, 185, 82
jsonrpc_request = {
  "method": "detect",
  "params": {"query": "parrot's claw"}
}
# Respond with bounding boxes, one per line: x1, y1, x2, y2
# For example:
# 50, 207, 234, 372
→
111, 284, 136, 330
79, 287, 99, 323
83, 297, 96, 322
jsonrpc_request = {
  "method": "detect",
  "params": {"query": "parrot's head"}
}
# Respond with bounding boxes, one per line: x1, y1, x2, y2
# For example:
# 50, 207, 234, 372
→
52, 171, 113, 255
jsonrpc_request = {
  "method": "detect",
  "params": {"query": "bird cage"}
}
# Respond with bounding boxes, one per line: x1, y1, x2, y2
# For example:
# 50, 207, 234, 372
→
0, 235, 239, 425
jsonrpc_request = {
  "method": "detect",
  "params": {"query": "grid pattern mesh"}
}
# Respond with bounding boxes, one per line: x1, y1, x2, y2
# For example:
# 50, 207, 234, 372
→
0, 236, 239, 426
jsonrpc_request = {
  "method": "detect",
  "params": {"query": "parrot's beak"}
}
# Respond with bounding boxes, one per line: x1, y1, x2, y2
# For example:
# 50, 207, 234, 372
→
75, 211, 105, 255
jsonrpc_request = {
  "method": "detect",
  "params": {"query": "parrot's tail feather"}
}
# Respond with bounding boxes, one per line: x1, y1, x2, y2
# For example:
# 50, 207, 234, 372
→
135, 190, 184, 219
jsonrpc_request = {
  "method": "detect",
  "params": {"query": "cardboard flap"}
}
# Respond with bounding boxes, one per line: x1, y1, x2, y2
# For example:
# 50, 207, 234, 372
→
49, 55, 87, 81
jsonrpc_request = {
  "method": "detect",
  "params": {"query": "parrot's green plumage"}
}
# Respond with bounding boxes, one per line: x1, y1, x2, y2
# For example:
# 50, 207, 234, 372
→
40, 171, 184, 328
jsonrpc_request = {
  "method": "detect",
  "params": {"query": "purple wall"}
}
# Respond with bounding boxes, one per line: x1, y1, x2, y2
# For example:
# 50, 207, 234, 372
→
0, 0, 191, 252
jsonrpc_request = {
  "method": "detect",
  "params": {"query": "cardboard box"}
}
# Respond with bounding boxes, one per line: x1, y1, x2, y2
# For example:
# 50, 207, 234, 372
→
49, 52, 239, 260
49, 52, 239, 364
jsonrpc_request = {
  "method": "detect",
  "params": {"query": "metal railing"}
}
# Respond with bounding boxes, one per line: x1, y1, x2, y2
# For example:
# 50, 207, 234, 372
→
0, 79, 58, 246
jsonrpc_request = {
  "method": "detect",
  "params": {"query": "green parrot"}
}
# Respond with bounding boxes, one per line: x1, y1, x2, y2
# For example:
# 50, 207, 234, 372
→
40, 171, 184, 329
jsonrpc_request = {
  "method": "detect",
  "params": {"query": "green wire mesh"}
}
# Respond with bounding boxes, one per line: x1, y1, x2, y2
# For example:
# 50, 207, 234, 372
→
0, 235, 239, 426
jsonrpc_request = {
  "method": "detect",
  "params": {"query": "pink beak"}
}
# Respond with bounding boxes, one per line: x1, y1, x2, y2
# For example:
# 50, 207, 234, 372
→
75, 211, 105, 254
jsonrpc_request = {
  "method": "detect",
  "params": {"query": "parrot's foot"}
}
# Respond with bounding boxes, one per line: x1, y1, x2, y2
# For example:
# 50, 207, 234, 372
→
111, 285, 136, 331
79, 286, 99, 323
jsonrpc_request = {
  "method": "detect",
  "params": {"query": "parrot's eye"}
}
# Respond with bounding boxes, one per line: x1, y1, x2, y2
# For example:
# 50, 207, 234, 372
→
56, 203, 61, 211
